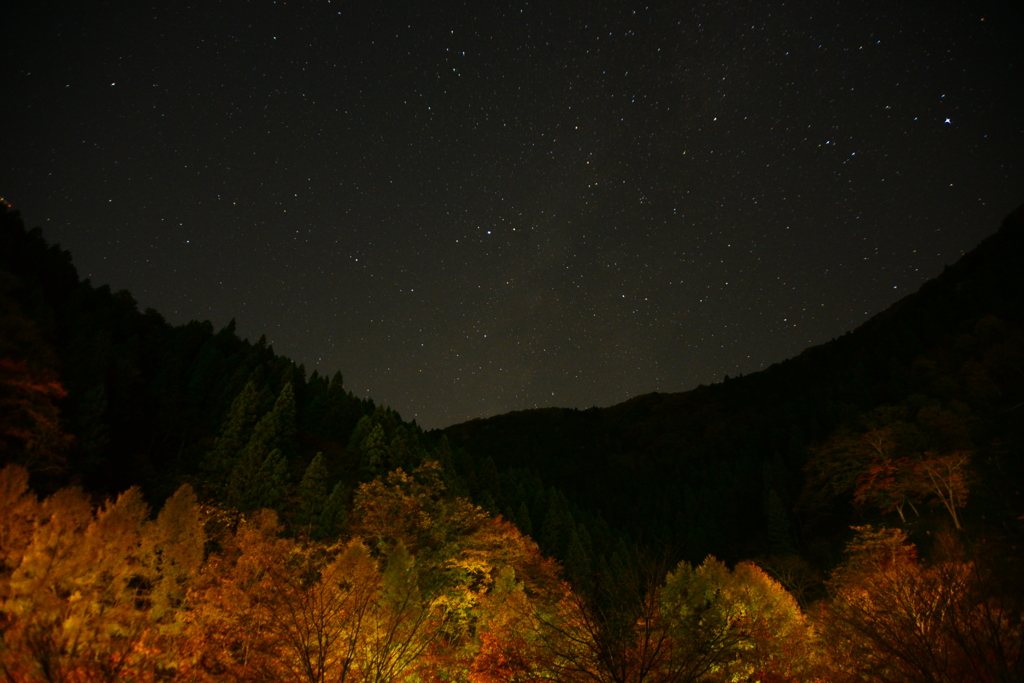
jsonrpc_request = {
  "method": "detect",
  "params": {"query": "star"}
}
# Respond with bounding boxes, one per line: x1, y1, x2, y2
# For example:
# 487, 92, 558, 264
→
2, 0, 1021, 428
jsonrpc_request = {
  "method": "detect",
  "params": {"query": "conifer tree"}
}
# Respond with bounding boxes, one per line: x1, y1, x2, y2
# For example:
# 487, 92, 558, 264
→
388, 425, 412, 471
321, 371, 352, 443
255, 448, 290, 511
205, 380, 261, 487
296, 452, 331, 533
301, 372, 329, 434
226, 443, 291, 513
765, 487, 796, 555
565, 528, 592, 592
347, 415, 374, 459
516, 500, 533, 537
246, 381, 297, 462
318, 480, 349, 540
540, 489, 574, 557
360, 423, 388, 479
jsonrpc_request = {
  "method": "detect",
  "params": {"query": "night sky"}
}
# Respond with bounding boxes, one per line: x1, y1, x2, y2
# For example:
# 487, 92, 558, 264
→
3, 0, 1022, 428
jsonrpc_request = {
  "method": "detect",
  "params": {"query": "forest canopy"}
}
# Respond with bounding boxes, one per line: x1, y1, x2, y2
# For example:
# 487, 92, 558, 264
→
1, 201, 1023, 681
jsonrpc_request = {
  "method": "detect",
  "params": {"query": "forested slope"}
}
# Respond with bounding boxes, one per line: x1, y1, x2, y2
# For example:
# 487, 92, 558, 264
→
444, 203, 1024, 569
2, 200, 1023, 682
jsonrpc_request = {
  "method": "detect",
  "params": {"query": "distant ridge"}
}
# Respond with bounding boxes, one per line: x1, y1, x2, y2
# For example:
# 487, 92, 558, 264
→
444, 204, 1024, 564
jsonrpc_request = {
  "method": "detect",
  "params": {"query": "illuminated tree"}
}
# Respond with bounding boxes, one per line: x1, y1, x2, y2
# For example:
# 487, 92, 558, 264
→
1, 486, 158, 682
820, 526, 1023, 683
471, 566, 552, 683
184, 508, 293, 682
915, 450, 970, 530
808, 405, 975, 529
851, 430, 923, 525
658, 557, 818, 683
0, 464, 38, 572
147, 483, 206, 622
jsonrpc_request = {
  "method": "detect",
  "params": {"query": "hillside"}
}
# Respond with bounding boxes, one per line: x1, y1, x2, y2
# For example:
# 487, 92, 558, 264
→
2, 200, 1023, 681
444, 203, 1024, 568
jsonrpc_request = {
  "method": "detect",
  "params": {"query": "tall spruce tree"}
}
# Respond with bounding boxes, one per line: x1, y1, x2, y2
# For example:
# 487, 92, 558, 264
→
204, 380, 261, 490
224, 382, 296, 512
360, 423, 388, 479
318, 480, 348, 539
245, 381, 296, 462
296, 452, 330, 533
227, 447, 289, 513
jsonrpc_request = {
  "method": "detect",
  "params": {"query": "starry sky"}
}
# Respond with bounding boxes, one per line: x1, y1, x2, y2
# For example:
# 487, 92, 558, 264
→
3, 0, 1022, 428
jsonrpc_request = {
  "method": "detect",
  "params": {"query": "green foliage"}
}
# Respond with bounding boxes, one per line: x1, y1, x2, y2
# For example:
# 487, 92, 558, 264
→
660, 556, 817, 681
360, 423, 388, 479
205, 380, 262, 486
295, 452, 335, 538
3, 191, 1024, 683
245, 381, 297, 462
319, 480, 350, 539
228, 447, 290, 513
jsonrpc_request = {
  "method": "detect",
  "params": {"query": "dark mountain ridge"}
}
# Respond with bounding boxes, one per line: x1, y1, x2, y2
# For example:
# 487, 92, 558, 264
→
444, 204, 1024, 566
2, 197, 1022, 580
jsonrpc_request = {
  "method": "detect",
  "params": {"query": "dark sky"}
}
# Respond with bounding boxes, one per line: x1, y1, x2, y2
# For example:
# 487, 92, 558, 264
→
3, 0, 1022, 428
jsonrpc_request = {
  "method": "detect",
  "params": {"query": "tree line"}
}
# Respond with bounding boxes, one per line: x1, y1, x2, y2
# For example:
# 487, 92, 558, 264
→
2, 201, 1023, 681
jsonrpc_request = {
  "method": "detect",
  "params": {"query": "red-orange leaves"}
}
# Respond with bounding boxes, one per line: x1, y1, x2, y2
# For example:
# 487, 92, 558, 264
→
0, 357, 70, 474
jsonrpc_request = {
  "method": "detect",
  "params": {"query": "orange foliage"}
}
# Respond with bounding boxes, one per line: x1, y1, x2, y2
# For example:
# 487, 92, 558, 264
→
0, 467, 205, 682
820, 527, 1023, 682
0, 358, 71, 473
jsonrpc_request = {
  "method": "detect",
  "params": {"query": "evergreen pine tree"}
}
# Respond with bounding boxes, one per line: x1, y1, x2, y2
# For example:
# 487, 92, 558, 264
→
205, 380, 261, 489
347, 415, 374, 458
246, 381, 297, 461
540, 489, 574, 558
516, 500, 533, 537
360, 423, 388, 479
317, 480, 348, 540
765, 487, 796, 555
296, 452, 330, 533
255, 448, 290, 511
225, 447, 262, 512
387, 425, 412, 471
300, 372, 329, 435
227, 447, 290, 513
565, 528, 592, 592
321, 371, 350, 442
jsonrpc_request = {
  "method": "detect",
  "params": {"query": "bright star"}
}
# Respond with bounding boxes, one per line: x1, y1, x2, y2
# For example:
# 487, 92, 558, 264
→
945, 118, 952, 124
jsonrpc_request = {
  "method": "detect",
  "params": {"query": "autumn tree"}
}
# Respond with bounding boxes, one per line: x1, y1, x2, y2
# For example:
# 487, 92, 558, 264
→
806, 403, 974, 529
658, 557, 819, 683
471, 565, 554, 683
0, 358, 71, 475
185, 508, 294, 682
819, 526, 1023, 683
0, 473, 205, 682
